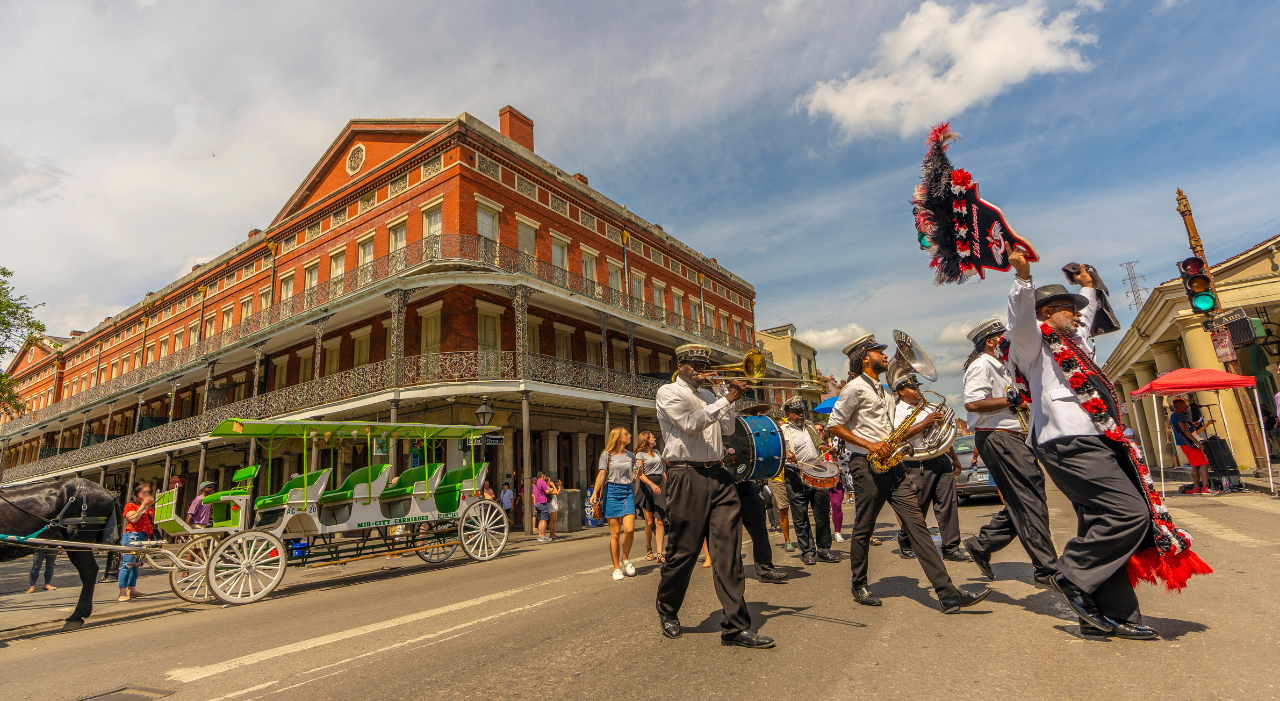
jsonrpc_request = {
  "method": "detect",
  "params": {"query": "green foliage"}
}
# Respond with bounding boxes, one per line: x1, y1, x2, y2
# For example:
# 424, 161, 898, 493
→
0, 266, 47, 417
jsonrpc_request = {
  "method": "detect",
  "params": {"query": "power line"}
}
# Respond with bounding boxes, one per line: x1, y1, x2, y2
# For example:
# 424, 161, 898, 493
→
1119, 261, 1149, 311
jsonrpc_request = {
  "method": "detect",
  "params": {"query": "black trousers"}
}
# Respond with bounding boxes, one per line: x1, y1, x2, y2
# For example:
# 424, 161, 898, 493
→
736, 481, 776, 572
847, 454, 960, 598
972, 430, 1059, 579
896, 456, 961, 553
1035, 435, 1150, 624
656, 464, 752, 637
785, 466, 832, 555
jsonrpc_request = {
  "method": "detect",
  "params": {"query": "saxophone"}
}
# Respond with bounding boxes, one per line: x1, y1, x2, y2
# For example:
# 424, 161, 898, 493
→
868, 331, 956, 473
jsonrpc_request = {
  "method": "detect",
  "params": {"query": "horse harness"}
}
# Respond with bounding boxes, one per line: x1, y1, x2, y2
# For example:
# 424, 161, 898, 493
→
0, 479, 111, 545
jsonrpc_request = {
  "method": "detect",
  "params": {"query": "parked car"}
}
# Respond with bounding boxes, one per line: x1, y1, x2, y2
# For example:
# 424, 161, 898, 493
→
951, 434, 999, 502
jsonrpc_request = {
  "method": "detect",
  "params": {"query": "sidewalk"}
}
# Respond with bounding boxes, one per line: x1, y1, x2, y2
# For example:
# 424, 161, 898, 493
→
0, 525, 610, 639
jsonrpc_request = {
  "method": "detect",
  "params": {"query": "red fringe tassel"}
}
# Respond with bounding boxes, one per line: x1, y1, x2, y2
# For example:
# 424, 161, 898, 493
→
1126, 547, 1213, 592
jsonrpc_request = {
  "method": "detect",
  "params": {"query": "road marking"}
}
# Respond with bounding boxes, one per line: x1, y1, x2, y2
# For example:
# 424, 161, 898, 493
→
206, 681, 278, 701
168, 567, 607, 684
1167, 508, 1271, 548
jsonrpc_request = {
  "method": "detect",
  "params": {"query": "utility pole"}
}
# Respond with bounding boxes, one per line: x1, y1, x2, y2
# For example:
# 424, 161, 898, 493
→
1118, 261, 1148, 311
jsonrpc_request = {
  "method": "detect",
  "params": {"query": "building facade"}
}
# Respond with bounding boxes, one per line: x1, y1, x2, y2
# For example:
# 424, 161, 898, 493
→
1103, 234, 1280, 477
0, 108, 772, 523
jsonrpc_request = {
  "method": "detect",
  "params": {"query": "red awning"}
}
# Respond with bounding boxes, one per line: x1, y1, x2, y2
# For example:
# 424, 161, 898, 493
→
1129, 367, 1256, 399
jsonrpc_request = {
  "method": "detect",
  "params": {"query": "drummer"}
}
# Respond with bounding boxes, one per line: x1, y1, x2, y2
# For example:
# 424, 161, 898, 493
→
780, 396, 839, 566
891, 375, 971, 563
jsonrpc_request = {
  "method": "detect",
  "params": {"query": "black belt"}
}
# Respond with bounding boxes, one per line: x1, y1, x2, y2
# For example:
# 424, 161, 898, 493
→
976, 428, 1027, 439
667, 460, 719, 468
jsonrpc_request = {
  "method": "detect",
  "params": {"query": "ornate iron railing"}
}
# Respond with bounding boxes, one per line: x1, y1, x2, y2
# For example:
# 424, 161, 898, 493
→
2, 233, 750, 438
3, 352, 664, 481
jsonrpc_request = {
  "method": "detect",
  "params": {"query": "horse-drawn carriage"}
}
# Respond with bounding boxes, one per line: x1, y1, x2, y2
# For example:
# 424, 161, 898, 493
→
1, 418, 510, 621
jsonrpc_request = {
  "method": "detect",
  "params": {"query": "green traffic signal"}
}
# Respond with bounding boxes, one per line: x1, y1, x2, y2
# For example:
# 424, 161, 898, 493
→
1178, 257, 1219, 314
1191, 291, 1217, 312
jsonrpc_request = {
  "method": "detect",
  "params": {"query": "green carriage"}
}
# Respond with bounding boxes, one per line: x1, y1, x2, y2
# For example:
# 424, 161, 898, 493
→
153, 419, 509, 605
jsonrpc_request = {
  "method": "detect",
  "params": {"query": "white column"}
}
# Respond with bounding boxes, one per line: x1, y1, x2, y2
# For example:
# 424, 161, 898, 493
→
543, 430, 560, 479
575, 432, 588, 487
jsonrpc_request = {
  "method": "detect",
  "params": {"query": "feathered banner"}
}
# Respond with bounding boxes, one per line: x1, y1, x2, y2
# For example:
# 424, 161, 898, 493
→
912, 123, 1038, 285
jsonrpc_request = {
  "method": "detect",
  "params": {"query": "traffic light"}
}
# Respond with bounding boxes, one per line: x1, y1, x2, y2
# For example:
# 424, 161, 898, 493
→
1178, 257, 1219, 314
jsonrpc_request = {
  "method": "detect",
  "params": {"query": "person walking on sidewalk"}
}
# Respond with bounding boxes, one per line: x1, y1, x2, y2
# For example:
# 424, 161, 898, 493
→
26, 547, 59, 593
500, 482, 514, 523
547, 479, 563, 539
590, 427, 637, 581
533, 472, 551, 542
634, 430, 668, 563
119, 483, 156, 601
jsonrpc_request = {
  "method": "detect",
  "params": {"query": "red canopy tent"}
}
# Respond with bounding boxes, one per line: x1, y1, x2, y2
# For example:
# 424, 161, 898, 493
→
1127, 367, 1272, 494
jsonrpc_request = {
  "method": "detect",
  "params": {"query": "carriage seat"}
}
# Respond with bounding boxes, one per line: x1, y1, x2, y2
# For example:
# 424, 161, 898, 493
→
432, 463, 489, 514
318, 464, 392, 504
378, 463, 445, 500
254, 469, 332, 510
201, 464, 261, 504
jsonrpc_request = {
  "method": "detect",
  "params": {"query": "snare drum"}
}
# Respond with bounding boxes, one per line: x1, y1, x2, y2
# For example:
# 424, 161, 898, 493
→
799, 460, 840, 490
723, 415, 784, 483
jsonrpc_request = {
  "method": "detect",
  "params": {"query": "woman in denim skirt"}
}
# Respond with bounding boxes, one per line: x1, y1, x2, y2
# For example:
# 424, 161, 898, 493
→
589, 427, 637, 581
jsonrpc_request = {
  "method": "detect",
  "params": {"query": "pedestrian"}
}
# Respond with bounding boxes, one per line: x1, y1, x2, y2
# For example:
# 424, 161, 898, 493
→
187, 481, 215, 527
633, 430, 667, 563
1170, 398, 1213, 494
768, 467, 793, 553
829, 477, 846, 542
25, 547, 59, 593
589, 426, 637, 581
500, 482, 514, 523
547, 479, 563, 539
119, 483, 156, 602
533, 472, 551, 542
483, 482, 496, 501
780, 397, 838, 566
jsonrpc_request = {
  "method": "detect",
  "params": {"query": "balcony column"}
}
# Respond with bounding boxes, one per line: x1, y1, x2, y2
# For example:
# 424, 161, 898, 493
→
520, 390, 532, 534
501, 285, 535, 379
55, 421, 66, 456
78, 410, 90, 449
200, 362, 217, 415
163, 451, 174, 490
167, 377, 181, 423
126, 459, 138, 502
196, 441, 209, 488
251, 341, 268, 398
594, 310, 611, 386
624, 321, 637, 376
98, 464, 106, 485
384, 290, 408, 387
388, 397, 401, 474
543, 430, 560, 479
133, 391, 146, 434
0, 438, 8, 476
631, 405, 638, 443
601, 401, 611, 440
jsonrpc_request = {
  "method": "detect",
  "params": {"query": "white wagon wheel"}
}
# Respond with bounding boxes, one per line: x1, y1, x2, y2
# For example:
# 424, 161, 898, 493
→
169, 535, 219, 604
459, 498, 508, 562
415, 521, 458, 564
206, 530, 287, 605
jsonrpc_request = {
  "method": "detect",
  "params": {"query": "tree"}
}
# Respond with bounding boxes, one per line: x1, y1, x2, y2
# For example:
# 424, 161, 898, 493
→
0, 266, 47, 417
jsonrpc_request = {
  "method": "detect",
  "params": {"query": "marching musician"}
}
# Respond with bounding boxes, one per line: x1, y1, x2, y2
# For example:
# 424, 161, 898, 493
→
736, 474, 790, 584
654, 343, 775, 649
960, 317, 1059, 589
780, 396, 839, 566
1005, 250, 1160, 640
826, 334, 991, 613
890, 375, 970, 563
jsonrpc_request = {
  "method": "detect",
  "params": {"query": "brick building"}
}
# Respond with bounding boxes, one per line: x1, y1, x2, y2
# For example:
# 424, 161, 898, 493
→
1, 107, 786, 524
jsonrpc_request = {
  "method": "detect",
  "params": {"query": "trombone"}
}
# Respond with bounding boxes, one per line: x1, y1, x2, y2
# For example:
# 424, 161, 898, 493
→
670, 348, 827, 391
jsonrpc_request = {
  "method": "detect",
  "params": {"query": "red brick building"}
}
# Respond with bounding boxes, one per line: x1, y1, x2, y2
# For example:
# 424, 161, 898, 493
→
1, 107, 780, 519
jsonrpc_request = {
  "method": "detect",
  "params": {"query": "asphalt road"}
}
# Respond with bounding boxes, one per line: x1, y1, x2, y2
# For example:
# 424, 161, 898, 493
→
3, 484, 1279, 701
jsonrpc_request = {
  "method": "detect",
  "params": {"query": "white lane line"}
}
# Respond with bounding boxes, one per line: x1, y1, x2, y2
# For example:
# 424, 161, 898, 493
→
1167, 508, 1271, 548
245, 634, 468, 701
169, 567, 608, 684
206, 681, 279, 701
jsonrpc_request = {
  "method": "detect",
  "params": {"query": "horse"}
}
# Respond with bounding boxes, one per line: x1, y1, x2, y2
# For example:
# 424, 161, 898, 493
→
0, 478, 120, 630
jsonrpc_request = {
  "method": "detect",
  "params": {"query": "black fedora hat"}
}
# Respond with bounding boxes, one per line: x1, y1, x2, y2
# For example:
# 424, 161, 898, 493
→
1034, 284, 1088, 311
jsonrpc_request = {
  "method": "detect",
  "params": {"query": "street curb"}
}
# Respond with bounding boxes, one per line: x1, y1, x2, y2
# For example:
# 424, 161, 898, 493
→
1241, 478, 1277, 495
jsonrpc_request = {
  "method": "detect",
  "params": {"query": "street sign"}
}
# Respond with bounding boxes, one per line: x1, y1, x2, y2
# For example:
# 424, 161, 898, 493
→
1201, 307, 1257, 348
1201, 307, 1247, 332
1210, 329, 1237, 362
459, 435, 505, 449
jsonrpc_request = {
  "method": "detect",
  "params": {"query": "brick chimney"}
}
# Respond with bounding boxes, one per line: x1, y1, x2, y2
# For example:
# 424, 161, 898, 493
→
69, 330, 84, 338
572, 173, 589, 186
499, 106, 534, 152
247, 228, 262, 239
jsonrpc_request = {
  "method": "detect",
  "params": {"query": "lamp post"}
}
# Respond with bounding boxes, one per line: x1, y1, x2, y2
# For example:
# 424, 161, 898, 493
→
474, 396, 495, 426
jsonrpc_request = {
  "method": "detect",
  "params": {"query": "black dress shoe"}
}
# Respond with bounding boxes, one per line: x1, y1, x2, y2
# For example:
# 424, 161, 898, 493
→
968, 545, 995, 580
939, 587, 992, 613
852, 585, 882, 606
758, 568, 788, 582
899, 548, 916, 559
817, 550, 841, 563
1081, 618, 1160, 641
722, 630, 776, 649
660, 614, 682, 639
943, 549, 973, 562
1033, 574, 1054, 590
801, 552, 817, 565
1050, 574, 1113, 632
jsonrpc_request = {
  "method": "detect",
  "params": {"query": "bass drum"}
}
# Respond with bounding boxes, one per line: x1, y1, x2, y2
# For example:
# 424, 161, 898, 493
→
723, 415, 784, 483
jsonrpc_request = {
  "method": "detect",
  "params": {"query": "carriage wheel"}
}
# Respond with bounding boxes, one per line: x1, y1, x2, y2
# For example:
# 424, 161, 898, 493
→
459, 499, 508, 562
169, 535, 218, 604
414, 522, 458, 564
206, 530, 287, 605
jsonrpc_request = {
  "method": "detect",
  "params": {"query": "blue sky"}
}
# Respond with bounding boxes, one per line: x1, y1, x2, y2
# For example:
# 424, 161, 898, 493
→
2, 0, 1278, 400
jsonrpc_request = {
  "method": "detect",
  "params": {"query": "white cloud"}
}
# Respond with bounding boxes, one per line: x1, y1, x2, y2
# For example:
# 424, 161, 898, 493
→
799, 0, 1096, 139
796, 321, 870, 351
936, 320, 977, 345
0, 144, 65, 205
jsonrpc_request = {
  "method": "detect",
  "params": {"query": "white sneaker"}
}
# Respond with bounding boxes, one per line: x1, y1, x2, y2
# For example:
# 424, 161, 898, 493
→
612, 568, 625, 581
623, 560, 636, 576
834, 533, 846, 542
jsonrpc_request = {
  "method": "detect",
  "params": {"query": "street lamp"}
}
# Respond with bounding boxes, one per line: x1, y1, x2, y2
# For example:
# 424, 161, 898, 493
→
474, 396, 494, 426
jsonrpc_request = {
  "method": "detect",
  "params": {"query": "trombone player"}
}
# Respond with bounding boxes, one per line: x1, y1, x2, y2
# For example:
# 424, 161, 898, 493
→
827, 334, 991, 613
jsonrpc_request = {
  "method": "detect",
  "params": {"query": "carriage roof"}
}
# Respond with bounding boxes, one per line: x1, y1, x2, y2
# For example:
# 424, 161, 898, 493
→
209, 419, 499, 440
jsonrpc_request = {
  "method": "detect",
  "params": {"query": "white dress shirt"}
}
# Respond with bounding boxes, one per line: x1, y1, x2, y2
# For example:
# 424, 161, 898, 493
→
826, 373, 897, 455
656, 377, 737, 462
894, 400, 932, 450
1007, 278, 1100, 444
780, 421, 819, 468
962, 353, 1023, 432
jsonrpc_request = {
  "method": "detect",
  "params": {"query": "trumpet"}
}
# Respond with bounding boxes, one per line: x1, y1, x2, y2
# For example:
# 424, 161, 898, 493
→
671, 348, 827, 391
